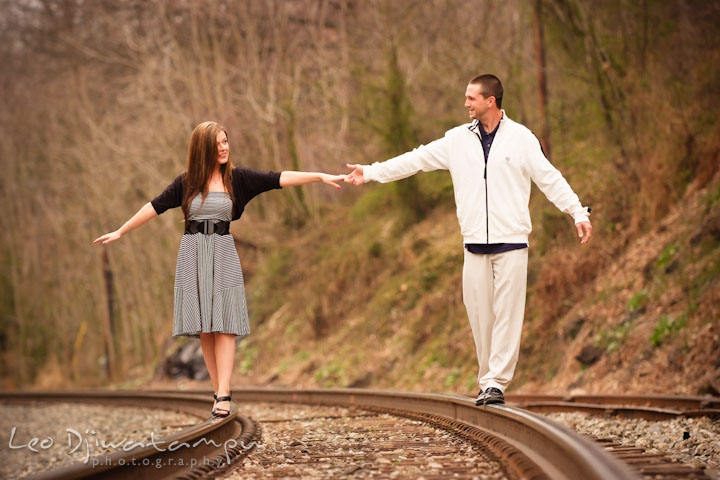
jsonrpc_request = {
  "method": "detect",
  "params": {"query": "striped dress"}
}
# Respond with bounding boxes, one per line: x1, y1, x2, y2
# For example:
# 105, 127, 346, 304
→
172, 192, 250, 337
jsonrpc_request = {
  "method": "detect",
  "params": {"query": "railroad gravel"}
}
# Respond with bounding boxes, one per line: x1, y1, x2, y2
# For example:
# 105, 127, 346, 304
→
222, 402, 507, 479
545, 412, 720, 479
0, 400, 202, 479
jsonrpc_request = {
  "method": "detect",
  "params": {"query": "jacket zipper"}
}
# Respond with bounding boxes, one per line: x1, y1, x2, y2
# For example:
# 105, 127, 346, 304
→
473, 131, 490, 243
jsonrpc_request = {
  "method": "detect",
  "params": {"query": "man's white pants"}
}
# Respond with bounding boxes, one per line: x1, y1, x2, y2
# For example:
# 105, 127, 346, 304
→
462, 248, 528, 393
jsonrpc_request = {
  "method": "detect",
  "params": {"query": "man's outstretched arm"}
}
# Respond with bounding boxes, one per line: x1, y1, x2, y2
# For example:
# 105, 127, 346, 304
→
344, 135, 452, 187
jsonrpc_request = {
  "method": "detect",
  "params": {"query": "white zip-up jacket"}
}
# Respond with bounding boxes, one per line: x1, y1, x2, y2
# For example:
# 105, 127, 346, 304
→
363, 112, 590, 245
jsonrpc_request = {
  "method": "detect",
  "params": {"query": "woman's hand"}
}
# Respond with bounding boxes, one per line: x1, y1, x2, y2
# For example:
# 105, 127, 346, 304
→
92, 203, 158, 245
93, 230, 123, 245
320, 173, 347, 190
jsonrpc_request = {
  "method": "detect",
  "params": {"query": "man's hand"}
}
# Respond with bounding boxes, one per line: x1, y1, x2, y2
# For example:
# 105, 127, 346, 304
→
345, 164, 365, 185
576, 221, 592, 244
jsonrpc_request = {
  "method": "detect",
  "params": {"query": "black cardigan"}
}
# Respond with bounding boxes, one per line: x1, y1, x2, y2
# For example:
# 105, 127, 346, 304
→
150, 166, 282, 220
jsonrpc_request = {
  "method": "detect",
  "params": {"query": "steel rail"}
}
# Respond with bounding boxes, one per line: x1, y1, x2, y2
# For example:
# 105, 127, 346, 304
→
512, 401, 720, 420
504, 394, 720, 420
505, 393, 720, 410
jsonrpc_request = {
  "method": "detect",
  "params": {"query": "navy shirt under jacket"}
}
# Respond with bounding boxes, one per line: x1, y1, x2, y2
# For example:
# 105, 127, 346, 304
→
465, 115, 528, 255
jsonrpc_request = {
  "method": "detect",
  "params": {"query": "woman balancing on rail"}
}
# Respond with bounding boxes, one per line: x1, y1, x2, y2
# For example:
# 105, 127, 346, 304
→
94, 121, 346, 418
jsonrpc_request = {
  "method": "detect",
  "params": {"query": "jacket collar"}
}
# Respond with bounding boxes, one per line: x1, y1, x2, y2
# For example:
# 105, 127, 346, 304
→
468, 109, 506, 134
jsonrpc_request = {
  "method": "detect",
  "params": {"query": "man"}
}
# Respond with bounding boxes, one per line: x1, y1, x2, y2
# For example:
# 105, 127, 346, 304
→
345, 74, 592, 406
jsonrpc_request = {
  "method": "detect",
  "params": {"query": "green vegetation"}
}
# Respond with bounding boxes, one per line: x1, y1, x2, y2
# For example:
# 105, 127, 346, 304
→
313, 361, 346, 387
598, 321, 634, 353
465, 371, 478, 392
656, 243, 679, 271
444, 368, 462, 388
650, 314, 688, 347
537, 209, 572, 255
627, 290, 649, 313
687, 259, 720, 305
350, 186, 394, 221
238, 344, 259, 375
706, 183, 720, 210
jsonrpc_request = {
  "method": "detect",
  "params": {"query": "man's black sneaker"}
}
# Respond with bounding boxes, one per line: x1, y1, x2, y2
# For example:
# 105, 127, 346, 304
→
475, 389, 484, 406
476, 387, 504, 406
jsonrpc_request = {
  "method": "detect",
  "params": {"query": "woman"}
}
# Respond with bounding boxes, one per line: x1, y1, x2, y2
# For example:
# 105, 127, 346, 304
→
94, 121, 344, 418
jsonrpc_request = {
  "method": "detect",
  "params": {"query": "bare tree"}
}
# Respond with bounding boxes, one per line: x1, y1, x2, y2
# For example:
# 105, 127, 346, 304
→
533, 0, 551, 157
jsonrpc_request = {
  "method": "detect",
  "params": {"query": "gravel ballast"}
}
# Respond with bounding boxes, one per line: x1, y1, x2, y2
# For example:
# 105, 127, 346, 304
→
544, 412, 720, 479
223, 402, 507, 479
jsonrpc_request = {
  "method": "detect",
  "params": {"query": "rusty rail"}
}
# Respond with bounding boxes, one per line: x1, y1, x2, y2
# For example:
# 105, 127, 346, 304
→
505, 393, 720, 419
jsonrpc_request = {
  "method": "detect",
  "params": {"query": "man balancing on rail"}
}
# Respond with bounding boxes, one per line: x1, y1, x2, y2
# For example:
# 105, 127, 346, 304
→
344, 74, 592, 405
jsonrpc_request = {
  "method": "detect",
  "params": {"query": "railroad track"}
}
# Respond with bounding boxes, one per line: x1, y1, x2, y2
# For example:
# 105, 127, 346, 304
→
506, 393, 720, 420
2, 389, 717, 479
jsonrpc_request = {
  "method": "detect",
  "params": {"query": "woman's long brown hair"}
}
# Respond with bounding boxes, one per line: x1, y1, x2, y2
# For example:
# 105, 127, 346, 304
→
181, 121, 235, 222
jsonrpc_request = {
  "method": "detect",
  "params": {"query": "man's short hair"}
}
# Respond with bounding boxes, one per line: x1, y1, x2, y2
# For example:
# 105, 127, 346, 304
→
470, 74, 503, 109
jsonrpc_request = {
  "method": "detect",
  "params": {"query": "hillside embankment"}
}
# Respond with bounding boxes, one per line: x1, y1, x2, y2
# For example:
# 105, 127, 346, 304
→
4, 1, 719, 396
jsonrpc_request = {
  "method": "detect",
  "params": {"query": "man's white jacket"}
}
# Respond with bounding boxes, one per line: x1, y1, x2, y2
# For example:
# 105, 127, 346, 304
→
362, 112, 590, 245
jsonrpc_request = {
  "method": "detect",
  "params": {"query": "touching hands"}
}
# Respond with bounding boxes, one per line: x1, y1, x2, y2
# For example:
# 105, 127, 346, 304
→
345, 164, 365, 186
320, 173, 347, 190
576, 221, 592, 244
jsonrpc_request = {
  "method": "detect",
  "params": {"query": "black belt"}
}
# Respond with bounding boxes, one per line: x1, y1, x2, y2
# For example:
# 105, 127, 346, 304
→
185, 220, 230, 235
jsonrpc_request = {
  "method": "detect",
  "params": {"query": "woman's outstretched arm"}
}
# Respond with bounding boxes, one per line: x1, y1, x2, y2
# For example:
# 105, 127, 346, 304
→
93, 202, 158, 245
279, 171, 346, 189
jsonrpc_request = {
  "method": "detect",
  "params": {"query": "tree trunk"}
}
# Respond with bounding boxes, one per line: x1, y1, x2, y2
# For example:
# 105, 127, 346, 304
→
101, 249, 116, 378
533, 0, 551, 158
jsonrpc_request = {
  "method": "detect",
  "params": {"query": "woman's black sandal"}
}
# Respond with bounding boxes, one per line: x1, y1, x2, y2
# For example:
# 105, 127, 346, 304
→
212, 393, 232, 418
